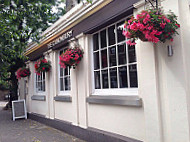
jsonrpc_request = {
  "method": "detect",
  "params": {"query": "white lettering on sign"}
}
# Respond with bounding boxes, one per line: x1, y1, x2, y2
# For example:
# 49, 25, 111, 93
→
47, 30, 73, 49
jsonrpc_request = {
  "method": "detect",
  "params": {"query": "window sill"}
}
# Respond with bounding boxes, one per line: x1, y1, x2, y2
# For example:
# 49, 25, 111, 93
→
86, 95, 142, 107
31, 95, 46, 101
54, 96, 72, 102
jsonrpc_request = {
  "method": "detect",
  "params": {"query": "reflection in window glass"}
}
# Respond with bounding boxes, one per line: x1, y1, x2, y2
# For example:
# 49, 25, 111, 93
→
110, 68, 118, 88
101, 49, 108, 68
117, 21, 125, 43
102, 70, 109, 88
128, 45, 136, 63
94, 71, 101, 89
94, 52, 100, 70
129, 65, 138, 87
64, 77, 70, 90
119, 66, 128, 88
100, 30, 107, 48
118, 44, 126, 65
109, 46, 116, 67
60, 67, 63, 76
93, 34, 99, 51
108, 25, 116, 46
60, 78, 64, 91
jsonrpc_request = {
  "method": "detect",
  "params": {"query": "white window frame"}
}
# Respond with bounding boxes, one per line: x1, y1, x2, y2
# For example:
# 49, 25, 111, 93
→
91, 17, 138, 96
34, 72, 46, 95
57, 48, 71, 96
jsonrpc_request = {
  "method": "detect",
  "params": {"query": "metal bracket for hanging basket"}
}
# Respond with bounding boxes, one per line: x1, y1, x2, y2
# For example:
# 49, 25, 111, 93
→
145, 0, 158, 9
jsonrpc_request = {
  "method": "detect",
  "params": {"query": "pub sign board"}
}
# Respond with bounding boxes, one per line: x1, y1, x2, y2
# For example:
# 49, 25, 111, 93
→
12, 100, 27, 121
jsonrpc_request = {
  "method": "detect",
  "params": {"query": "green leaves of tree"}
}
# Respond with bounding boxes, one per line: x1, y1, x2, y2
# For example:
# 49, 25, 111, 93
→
0, 0, 65, 90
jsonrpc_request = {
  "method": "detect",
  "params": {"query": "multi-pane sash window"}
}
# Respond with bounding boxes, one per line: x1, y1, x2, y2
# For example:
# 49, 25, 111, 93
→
59, 50, 71, 92
36, 72, 45, 92
93, 20, 138, 89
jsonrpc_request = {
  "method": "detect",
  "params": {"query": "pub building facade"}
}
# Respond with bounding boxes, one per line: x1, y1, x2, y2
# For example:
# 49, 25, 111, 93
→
18, 0, 190, 142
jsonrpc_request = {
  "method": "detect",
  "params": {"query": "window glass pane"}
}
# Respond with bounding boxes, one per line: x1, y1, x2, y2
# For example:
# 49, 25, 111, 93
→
64, 67, 68, 76
93, 33, 99, 51
94, 52, 100, 70
118, 44, 127, 65
60, 78, 64, 91
102, 70, 109, 88
38, 74, 40, 80
119, 66, 128, 88
128, 45, 136, 63
40, 82, 43, 91
110, 68, 118, 88
108, 25, 116, 46
94, 71, 101, 89
109, 46, 116, 67
129, 65, 138, 87
68, 77, 71, 90
43, 72, 45, 80
100, 30, 107, 48
101, 49, 108, 68
117, 21, 125, 43
64, 77, 69, 90
43, 81, 45, 91
37, 82, 40, 91
60, 67, 63, 77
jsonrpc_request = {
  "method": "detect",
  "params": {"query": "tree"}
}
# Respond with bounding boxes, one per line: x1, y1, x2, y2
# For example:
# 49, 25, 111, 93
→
0, 0, 65, 106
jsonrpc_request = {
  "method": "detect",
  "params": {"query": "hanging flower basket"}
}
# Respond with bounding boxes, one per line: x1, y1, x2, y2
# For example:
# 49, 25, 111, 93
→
123, 8, 180, 46
34, 58, 51, 75
16, 67, 31, 79
59, 47, 84, 69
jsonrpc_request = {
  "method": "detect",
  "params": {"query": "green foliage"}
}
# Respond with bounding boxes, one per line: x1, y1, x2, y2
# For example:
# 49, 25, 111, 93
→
0, 0, 65, 100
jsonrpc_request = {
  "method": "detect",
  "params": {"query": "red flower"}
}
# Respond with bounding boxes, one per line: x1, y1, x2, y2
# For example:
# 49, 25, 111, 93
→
59, 47, 84, 69
123, 8, 180, 44
176, 24, 180, 28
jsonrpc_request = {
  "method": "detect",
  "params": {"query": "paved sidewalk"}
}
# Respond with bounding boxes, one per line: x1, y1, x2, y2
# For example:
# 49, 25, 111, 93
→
0, 102, 85, 142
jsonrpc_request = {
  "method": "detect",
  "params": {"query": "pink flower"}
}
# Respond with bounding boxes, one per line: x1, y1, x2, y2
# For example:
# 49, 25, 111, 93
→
143, 18, 149, 24
170, 38, 173, 42
130, 22, 138, 31
126, 40, 136, 46
123, 30, 131, 38
176, 24, 180, 28
160, 22, 166, 29
128, 20, 132, 24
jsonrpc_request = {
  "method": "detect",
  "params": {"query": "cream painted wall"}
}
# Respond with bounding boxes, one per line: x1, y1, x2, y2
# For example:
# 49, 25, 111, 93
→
88, 104, 145, 141
30, 101, 47, 116
54, 102, 74, 122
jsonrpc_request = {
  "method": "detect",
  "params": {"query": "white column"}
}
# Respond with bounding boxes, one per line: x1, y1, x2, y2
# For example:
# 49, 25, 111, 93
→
156, 0, 190, 142
44, 50, 55, 119
71, 33, 88, 128
136, 41, 163, 142
27, 61, 34, 113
